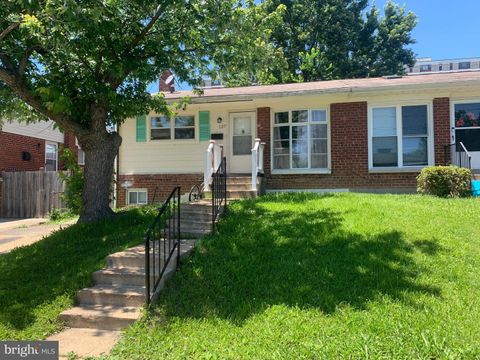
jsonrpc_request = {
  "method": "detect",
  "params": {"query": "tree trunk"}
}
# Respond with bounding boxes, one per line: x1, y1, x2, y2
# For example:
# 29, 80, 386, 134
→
78, 130, 122, 223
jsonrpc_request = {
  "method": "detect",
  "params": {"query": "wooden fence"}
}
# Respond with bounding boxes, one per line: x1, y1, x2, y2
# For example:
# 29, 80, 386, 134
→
0, 171, 65, 218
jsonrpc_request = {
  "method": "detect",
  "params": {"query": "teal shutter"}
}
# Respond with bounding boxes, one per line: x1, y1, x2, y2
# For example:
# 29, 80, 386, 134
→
199, 111, 211, 141
136, 115, 147, 142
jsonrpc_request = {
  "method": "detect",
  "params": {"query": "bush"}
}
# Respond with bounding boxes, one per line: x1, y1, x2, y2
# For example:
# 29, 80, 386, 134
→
417, 166, 472, 198
59, 148, 84, 214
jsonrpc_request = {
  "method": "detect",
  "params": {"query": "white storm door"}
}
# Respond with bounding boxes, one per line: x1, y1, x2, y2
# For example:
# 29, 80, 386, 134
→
230, 112, 255, 173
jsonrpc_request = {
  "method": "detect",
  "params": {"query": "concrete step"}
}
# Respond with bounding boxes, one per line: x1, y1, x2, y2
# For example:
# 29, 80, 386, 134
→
107, 240, 196, 268
59, 305, 141, 331
180, 228, 211, 239
93, 267, 146, 286
227, 190, 258, 199
179, 210, 213, 222
227, 183, 254, 191
76, 284, 145, 307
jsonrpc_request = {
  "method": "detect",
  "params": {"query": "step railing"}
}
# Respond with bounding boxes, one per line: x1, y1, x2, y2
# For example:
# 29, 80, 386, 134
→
212, 157, 227, 232
445, 142, 472, 170
144, 186, 181, 305
204, 140, 224, 192
251, 138, 265, 191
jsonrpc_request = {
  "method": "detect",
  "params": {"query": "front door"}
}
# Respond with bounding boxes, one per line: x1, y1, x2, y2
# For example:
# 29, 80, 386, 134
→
230, 112, 255, 173
452, 101, 480, 170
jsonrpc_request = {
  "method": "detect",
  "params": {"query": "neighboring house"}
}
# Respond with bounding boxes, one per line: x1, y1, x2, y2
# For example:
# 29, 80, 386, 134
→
407, 57, 480, 74
117, 71, 480, 206
0, 120, 84, 172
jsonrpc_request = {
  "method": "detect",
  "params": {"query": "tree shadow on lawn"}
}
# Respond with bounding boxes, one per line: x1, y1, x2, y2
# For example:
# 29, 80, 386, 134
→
159, 194, 442, 323
0, 207, 153, 336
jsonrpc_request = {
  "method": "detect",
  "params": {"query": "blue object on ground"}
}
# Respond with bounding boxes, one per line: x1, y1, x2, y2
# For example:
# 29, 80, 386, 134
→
472, 180, 480, 197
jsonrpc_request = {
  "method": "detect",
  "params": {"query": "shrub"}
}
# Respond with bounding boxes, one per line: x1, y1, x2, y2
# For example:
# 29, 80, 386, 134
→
59, 148, 84, 214
417, 166, 472, 198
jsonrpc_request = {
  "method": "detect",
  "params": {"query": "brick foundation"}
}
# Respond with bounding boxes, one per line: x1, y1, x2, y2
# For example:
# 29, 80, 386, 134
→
116, 173, 201, 207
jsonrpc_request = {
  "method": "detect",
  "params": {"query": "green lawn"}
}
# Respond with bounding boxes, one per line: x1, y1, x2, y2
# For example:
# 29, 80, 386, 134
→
108, 193, 480, 359
0, 206, 155, 340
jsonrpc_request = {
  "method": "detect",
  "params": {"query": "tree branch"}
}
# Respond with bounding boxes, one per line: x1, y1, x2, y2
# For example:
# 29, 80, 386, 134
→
122, 4, 166, 58
0, 67, 87, 136
0, 21, 21, 43
18, 45, 42, 76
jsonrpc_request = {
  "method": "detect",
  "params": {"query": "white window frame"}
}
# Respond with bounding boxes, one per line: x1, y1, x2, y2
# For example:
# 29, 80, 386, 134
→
45, 142, 58, 171
450, 98, 480, 149
368, 102, 434, 172
127, 189, 148, 205
75, 138, 85, 165
149, 114, 197, 142
271, 108, 331, 175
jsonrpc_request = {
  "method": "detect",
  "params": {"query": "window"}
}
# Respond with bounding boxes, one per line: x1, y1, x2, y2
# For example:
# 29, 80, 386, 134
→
273, 109, 328, 171
420, 65, 432, 72
459, 62, 471, 70
127, 189, 148, 205
45, 143, 58, 171
150, 115, 195, 140
449, 63, 454, 70
370, 105, 430, 169
454, 102, 480, 151
75, 138, 85, 165
439, 65, 443, 71
77, 149, 85, 165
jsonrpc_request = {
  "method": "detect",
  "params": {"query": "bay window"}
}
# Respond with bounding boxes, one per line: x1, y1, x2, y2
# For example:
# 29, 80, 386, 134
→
370, 104, 431, 169
273, 109, 329, 171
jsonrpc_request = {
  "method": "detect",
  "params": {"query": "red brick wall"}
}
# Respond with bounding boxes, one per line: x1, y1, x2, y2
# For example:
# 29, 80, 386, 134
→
0, 131, 46, 171
257, 107, 271, 175
116, 173, 200, 207
433, 97, 451, 165
260, 102, 420, 191
60, 132, 79, 169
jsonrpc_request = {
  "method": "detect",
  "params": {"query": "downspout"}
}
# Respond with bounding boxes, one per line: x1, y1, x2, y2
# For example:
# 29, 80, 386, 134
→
114, 124, 119, 209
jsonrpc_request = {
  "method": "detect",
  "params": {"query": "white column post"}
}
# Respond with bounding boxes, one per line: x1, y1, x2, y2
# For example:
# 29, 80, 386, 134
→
252, 138, 260, 191
204, 140, 215, 191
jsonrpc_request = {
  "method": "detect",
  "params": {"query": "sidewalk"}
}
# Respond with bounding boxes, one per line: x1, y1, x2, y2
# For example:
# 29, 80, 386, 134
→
0, 218, 76, 254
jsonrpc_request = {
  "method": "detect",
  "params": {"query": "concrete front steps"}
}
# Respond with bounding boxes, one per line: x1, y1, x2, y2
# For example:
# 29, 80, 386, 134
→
49, 239, 196, 358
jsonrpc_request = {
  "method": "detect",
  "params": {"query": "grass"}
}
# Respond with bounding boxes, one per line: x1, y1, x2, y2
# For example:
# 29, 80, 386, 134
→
108, 193, 480, 359
0, 206, 156, 340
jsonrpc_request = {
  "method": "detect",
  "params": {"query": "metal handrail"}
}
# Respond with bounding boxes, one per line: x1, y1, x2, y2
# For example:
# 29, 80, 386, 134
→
145, 187, 181, 305
212, 157, 227, 232
445, 142, 472, 169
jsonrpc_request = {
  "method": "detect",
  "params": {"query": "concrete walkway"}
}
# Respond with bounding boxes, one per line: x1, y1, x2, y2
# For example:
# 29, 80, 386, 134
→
0, 218, 76, 254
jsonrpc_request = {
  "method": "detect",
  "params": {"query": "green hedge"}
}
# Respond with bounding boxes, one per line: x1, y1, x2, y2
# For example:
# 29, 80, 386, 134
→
417, 166, 472, 198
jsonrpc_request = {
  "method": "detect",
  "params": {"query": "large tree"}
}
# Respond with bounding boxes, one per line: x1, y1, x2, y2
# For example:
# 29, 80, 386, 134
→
0, 0, 261, 222
220, 0, 418, 85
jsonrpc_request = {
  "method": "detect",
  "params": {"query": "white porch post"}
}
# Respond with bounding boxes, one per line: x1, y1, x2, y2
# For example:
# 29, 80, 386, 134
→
252, 138, 260, 191
204, 140, 215, 191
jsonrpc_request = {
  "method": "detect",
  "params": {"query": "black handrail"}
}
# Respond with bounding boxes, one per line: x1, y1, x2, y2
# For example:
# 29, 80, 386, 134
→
212, 157, 227, 232
444, 142, 472, 169
145, 187, 181, 305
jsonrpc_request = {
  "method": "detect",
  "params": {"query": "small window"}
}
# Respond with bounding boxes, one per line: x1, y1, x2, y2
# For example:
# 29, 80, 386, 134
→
449, 63, 454, 70
150, 115, 195, 140
459, 62, 471, 70
419, 65, 432, 72
439, 65, 443, 71
127, 189, 148, 205
45, 143, 58, 171
78, 149, 85, 165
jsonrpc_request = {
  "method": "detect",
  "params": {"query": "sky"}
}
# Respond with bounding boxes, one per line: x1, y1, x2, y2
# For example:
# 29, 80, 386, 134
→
149, 0, 480, 92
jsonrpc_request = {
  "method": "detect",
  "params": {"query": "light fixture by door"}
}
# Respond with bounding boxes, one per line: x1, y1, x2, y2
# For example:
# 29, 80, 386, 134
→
217, 117, 223, 124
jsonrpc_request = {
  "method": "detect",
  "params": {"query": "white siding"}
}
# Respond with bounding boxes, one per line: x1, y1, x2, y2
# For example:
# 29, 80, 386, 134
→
2, 120, 64, 143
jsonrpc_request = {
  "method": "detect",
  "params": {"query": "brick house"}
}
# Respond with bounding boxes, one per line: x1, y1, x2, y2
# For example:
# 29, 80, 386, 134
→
0, 120, 84, 172
116, 71, 480, 206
